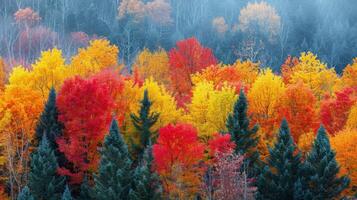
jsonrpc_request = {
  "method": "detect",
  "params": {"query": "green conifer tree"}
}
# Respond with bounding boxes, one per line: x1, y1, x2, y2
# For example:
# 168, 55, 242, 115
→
226, 89, 260, 175
129, 146, 162, 200
257, 119, 301, 200
61, 185, 72, 200
78, 176, 93, 200
297, 126, 350, 200
36, 87, 63, 146
94, 119, 133, 200
29, 135, 65, 200
130, 90, 159, 159
17, 186, 34, 200
35, 87, 67, 167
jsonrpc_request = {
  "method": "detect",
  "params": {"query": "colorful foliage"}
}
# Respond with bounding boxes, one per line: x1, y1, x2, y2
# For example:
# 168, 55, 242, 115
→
153, 123, 205, 199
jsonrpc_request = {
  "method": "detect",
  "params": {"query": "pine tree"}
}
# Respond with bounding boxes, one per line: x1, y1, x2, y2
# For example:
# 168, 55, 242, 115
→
29, 134, 65, 200
129, 146, 162, 200
297, 126, 350, 200
257, 119, 301, 200
78, 176, 93, 200
130, 90, 159, 159
36, 87, 63, 146
94, 119, 133, 200
17, 186, 34, 200
61, 185, 72, 200
35, 87, 66, 167
226, 89, 260, 175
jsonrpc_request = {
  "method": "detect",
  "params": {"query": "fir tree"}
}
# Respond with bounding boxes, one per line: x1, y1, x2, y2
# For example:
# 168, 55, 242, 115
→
94, 119, 133, 200
78, 176, 93, 200
129, 146, 162, 200
29, 134, 65, 200
36, 87, 63, 146
130, 90, 159, 159
61, 185, 72, 200
17, 186, 34, 200
35, 87, 66, 167
257, 119, 301, 200
226, 89, 260, 175
297, 126, 350, 200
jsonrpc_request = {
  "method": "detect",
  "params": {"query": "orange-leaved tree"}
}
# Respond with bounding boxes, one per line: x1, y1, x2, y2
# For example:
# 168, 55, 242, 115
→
275, 81, 319, 142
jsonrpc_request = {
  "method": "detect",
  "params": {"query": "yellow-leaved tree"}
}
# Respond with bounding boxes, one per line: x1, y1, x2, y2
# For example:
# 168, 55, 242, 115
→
289, 52, 340, 100
331, 129, 357, 195
185, 81, 237, 140
120, 78, 183, 144
0, 83, 43, 198
133, 48, 171, 86
70, 39, 119, 78
31, 48, 69, 98
247, 68, 285, 140
345, 103, 357, 130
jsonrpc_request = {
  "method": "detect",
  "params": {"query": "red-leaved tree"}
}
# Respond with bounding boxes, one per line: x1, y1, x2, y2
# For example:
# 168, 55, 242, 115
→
168, 37, 217, 106
153, 123, 205, 199
56, 75, 115, 184
320, 87, 357, 135
208, 133, 236, 159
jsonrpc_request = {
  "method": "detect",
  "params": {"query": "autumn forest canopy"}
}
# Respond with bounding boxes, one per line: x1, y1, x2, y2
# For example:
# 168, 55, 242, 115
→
0, 0, 357, 199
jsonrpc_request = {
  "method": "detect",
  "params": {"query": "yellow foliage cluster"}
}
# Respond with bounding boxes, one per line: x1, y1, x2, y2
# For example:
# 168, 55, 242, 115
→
185, 81, 237, 140
247, 69, 285, 137
121, 78, 183, 142
289, 52, 340, 100
133, 48, 171, 86
70, 39, 119, 78
346, 103, 357, 130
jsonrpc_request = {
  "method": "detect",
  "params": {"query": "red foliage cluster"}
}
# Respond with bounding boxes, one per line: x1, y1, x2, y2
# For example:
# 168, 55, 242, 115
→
169, 38, 217, 106
56, 75, 116, 184
208, 133, 236, 158
153, 123, 205, 174
320, 87, 357, 135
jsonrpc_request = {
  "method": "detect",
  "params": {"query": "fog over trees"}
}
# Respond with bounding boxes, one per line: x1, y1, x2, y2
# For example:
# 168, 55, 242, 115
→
1, 0, 357, 72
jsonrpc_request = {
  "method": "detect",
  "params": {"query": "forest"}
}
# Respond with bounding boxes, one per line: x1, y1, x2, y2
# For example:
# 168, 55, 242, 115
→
0, 0, 357, 199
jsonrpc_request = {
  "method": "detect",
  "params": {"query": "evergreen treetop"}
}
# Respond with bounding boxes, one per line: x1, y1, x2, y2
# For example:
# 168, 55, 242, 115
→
94, 119, 133, 200
29, 134, 65, 200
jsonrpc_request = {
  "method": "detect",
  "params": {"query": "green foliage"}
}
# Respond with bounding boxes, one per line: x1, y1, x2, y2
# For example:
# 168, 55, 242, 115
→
94, 119, 133, 200
17, 186, 34, 200
226, 89, 260, 176
130, 90, 160, 159
129, 147, 162, 200
29, 135, 65, 200
36, 87, 63, 146
78, 176, 93, 200
297, 126, 350, 200
257, 119, 301, 200
61, 185, 72, 200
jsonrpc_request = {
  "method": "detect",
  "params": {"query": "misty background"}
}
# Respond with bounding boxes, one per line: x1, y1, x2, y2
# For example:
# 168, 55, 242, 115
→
1, 0, 357, 72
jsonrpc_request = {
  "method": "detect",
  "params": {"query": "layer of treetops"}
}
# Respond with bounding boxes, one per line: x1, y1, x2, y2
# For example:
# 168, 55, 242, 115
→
0, 37, 356, 199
